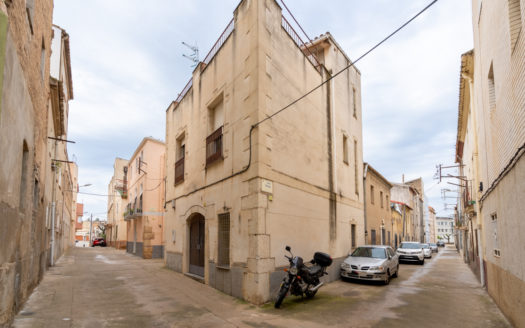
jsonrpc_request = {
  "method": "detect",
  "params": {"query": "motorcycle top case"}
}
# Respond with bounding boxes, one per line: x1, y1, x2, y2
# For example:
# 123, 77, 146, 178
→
313, 252, 332, 267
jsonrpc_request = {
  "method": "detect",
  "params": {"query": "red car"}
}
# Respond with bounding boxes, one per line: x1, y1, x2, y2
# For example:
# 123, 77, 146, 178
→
92, 238, 106, 247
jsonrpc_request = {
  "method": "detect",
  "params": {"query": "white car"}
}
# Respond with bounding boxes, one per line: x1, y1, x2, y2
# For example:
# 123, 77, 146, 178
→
396, 242, 425, 265
340, 245, 399, 285
421, 243, 432, 258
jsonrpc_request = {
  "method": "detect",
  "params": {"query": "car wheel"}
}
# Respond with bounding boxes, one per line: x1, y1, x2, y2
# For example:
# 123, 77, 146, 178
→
384, 270, 390, 285
420, 259, 425, 265
392, 265, 399, 278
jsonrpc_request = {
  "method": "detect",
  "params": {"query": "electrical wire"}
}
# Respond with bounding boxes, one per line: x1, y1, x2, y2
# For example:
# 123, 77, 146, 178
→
254, 0, 438, 129
164, 0, 439, 205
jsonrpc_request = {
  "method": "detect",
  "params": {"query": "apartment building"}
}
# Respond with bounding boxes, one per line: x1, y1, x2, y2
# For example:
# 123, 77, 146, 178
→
453, 1, 525, 325
435, 217, 454, 243
390, 203, 403, 249
164, 0, 364, 304
363, 164, 393, 246
428, 206, 437, 243
107, 158, 129, 249
125, 138, 165, 259
390, 182, 422, 242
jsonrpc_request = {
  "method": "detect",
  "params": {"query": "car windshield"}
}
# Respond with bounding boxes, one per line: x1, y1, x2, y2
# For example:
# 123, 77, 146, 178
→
422, 244, 430, 249
429, 243, 437, 246
399, 243, 421, 249
351, 247, 386, 259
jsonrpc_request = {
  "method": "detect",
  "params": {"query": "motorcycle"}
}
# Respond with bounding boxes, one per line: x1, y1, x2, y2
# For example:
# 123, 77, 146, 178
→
274, 245, 333, 308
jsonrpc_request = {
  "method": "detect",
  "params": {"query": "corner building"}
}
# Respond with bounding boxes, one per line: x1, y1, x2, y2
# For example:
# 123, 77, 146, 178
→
165, 0, 364, 304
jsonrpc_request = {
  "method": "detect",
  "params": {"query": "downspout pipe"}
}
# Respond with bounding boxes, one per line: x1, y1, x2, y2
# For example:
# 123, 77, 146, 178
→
363, 163, 369, 242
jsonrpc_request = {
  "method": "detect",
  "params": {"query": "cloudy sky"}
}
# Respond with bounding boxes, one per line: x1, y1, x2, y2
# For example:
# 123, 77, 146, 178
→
53, 0, 473, 220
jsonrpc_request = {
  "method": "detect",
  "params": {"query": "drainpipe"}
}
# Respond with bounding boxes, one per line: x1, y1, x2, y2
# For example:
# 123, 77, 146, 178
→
50, 139, 58, 266
363, 163, 369, 242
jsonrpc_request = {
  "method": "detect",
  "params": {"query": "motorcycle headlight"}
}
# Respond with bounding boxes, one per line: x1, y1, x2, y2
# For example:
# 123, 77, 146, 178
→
369, 266, 384, 271
289, 267, 298, 275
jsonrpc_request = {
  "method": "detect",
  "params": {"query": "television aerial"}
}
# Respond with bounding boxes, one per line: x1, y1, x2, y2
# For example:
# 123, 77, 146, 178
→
182, 42, 199, 68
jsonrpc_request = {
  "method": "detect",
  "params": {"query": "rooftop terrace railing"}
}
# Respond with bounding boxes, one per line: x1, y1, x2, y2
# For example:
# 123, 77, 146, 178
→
174, 19, 235, 108
281, 16, 321, 72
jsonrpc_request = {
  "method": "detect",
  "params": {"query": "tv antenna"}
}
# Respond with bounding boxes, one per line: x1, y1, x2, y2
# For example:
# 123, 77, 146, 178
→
182, 42, 199, 68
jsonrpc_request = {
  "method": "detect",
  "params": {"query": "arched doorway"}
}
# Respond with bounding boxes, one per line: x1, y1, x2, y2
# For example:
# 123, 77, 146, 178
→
188, 214, 205, 277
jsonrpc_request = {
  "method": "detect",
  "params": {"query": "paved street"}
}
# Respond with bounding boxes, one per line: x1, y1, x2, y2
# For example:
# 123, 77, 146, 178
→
12, 246, 510, 328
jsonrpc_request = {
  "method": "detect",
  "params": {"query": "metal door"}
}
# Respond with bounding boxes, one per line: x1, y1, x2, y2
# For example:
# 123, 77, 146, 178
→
189, 215, 205, 276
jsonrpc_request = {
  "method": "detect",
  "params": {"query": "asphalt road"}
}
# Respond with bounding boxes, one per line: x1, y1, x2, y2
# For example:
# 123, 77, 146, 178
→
12, 245, 510, 328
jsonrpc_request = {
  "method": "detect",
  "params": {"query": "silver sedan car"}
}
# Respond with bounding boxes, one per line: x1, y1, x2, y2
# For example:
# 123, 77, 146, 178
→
421, 243, 432, 258
340, 245, 399, 285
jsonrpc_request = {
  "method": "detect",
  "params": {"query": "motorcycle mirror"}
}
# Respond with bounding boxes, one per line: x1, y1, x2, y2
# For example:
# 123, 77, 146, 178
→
285, 246, 291, 252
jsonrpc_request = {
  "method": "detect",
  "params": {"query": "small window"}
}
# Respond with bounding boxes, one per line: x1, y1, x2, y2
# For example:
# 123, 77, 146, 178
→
352, 87, 357, 118
508, 0, 522, 51
26, 0, 35, 35
342, 134, 349, 164
175, 136, 185, 185
491, 213, 500, 256
370, 185, 375, 204
380, 191, 384, 208
218, 213, 230, 267
371, 229, 376, 245
20, 141, 29, 209
386, 195, 389, 210
488, 63, 496, 110
351, 224, 356, 248
354, 140, 359, 195
206, 96, 224, 167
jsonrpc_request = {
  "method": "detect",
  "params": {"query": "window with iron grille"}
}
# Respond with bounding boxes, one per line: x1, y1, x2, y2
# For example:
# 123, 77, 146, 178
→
218, 213, 230, 267
371, 229, 376, 245
206, 126, 223, 167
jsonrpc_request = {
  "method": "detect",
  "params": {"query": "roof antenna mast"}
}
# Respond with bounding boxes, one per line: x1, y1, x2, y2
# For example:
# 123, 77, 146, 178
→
182, 42, 199, 68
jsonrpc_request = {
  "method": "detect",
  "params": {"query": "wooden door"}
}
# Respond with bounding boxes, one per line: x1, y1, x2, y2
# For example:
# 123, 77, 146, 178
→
189, 216, 205, 276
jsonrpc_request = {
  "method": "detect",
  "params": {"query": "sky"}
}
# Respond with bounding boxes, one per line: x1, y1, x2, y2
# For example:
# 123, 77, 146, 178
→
53, 0, 473, 221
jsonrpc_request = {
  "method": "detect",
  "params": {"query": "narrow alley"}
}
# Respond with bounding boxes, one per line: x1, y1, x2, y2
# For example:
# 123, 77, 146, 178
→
13, 246, 509, 328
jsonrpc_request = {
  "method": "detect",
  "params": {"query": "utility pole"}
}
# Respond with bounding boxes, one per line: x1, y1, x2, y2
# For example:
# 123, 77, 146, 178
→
89, 213, 93, 246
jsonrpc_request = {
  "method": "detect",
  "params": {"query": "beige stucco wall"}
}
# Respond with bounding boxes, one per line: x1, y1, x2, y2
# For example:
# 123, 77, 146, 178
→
107, 157, 128, 248
364, 165, 393, 246
125, 138, 165, 259
164, 0, 364, 304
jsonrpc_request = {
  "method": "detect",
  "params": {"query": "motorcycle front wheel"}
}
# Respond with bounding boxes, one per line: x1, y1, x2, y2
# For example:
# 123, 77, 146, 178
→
274, 285, 289, 308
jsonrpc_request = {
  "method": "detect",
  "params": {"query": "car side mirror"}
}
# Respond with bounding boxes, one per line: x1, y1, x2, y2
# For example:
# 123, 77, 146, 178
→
285, 246, 291, 252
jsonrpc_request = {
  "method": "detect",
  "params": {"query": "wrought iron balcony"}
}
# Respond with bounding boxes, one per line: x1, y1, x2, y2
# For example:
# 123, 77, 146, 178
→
206, 126, 223, 167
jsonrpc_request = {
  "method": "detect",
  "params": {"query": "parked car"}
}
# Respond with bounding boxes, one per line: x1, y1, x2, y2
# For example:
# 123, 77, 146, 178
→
92, 238, 106, 247
437, 240, 445, 247
421, 243, 432, 258
429, 243, 438, 253
396, 242, 425, 265
340, 245, 399, 285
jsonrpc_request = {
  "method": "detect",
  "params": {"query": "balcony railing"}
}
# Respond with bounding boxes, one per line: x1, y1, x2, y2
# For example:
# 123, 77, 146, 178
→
124, 195, 143, 219
281, 16, 321, 72
206, 126, 223, 167
175, 157, 185, 185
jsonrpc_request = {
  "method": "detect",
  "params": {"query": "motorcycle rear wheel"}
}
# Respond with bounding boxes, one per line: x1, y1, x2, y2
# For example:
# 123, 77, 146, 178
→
274, 285, 288, 308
